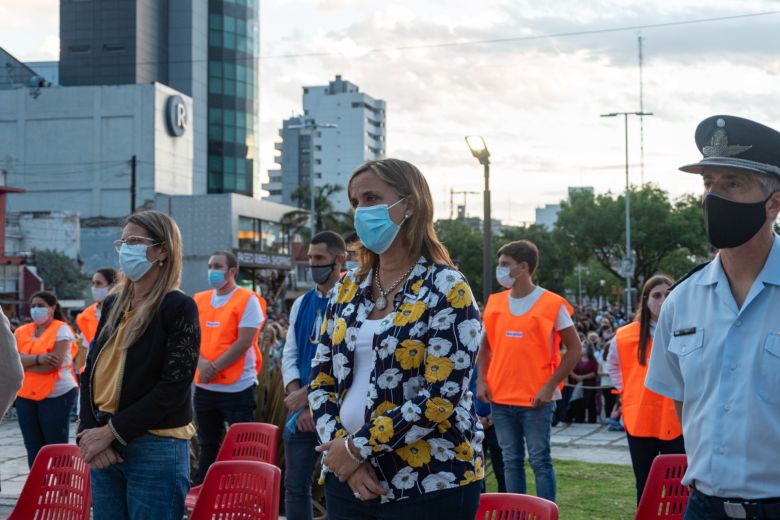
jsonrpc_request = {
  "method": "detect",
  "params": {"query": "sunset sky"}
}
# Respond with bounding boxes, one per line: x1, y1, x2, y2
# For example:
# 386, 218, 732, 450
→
3, 0, 779, 224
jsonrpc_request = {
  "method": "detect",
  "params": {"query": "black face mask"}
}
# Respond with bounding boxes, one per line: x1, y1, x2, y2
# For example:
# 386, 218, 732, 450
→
703, 192, 769, 249
310, 263, 335, 285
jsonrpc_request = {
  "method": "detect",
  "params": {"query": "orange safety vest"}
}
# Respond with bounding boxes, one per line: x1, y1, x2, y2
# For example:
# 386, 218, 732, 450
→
615, 322, 682, 440
15, 320, 77, 401
483, 289, 573, 407
76, 303, 100, 345
194, 287, 264, 385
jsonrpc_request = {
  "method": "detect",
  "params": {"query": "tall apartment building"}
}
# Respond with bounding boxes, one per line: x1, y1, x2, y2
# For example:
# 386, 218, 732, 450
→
263, 75, 386, 212
58, 0, 259, 197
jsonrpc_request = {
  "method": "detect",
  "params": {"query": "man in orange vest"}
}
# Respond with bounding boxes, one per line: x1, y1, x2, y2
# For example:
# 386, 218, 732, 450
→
193, 250, 265, 484
477, 240, 581, 503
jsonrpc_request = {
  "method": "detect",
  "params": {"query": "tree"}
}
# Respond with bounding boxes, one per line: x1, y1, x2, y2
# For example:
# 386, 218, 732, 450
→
554, 185, 710, 283
282, 183, 353, 239
32, 249, 88, 299
435, 220, 486, 299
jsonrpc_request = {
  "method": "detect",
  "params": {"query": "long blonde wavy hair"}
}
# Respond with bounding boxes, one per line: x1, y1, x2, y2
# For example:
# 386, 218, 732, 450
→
348, 159, 453, 279
99, 210, 183, 350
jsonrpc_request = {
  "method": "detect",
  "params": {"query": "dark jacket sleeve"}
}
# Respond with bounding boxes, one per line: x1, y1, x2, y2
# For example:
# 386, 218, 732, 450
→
77, 294, 116, 434
109, 293, 200, 444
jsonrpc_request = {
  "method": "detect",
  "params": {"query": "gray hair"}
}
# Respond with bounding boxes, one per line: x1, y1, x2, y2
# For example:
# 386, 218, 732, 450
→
756, 172, 780, 196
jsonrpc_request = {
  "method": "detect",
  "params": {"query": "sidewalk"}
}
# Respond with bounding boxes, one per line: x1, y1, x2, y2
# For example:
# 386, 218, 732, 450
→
0, 417, 629, 515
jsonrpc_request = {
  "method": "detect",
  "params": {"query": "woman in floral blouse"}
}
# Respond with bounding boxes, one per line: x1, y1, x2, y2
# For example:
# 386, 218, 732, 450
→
308, 158, 484, 519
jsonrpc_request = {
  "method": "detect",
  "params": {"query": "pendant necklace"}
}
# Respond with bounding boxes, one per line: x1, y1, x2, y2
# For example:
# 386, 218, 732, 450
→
374, 264, 416, 311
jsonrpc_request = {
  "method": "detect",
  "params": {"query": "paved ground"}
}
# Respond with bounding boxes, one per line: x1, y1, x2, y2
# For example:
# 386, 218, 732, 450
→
0, 415, 629, 517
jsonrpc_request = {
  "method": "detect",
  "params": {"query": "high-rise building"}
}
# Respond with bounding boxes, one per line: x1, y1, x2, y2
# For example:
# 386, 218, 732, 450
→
264, 75, 385, 212
57, 0, 259, 197
205, 0, 260, 197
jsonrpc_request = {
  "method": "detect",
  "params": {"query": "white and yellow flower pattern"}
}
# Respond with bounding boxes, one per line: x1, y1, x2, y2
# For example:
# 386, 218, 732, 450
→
306, 258, 483, 502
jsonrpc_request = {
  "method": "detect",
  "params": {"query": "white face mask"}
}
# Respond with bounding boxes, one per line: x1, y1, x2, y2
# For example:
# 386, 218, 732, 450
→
496, 266, 516, 289
91, 286, 109, 302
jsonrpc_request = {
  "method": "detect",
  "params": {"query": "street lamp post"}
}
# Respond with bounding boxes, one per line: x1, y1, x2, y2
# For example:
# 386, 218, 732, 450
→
600, 111, 653, 318
287, 119, 337, 240
465, 136, 492, 304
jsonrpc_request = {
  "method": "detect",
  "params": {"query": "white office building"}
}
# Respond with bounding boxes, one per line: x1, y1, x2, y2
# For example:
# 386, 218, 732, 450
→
263, 75, 385, 212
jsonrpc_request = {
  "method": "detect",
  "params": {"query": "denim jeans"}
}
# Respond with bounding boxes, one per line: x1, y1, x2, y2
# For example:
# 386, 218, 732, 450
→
325, 474, 481, 520
283, 425, 320, 520
193, 384, 256, 483
491, 401, 556, 502
15, 388, 77, 468
90, 433, 190, 520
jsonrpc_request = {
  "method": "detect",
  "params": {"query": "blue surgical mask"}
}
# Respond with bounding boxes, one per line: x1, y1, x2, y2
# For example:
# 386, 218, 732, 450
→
354, 198, 407, 254
30, 307, 50, 324
208, 269, 228, 289
118, 243, 154, 282
345, 260, 359, 271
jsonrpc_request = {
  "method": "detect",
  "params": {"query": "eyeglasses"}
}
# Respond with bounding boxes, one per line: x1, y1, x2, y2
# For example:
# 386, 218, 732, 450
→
113, 236, 160, 252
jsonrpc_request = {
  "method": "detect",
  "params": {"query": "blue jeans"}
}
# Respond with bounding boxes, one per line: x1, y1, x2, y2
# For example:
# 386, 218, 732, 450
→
492, 401, 556, 502
15, 388, 77, 468
325, 474, 481, 520
90, 434, 190, 520
193, 384, 256, 483
283, 425, 320, 520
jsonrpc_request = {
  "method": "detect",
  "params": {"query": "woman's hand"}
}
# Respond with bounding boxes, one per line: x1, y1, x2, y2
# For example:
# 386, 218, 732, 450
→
42, 352, 62, 368
77, 426, 116, 464
89, 447, 124, 469
347, 462, 387, 501
316, 437, 361, 481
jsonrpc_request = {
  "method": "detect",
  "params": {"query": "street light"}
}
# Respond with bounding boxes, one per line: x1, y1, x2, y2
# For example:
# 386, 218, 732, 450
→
600, 111, 653, 318
465, 135, 492, 304
287, 119, 337, 239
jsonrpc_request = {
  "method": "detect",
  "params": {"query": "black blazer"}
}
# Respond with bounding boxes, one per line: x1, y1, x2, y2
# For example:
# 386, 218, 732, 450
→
78, 290, 200, 444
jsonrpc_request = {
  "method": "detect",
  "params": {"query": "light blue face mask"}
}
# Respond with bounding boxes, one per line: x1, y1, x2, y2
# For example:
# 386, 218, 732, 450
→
118, 243, 155, 282
345, 260, 359, 271
208, 269, 228, 289
354, 198, 407, 254
30, 307, 50, 325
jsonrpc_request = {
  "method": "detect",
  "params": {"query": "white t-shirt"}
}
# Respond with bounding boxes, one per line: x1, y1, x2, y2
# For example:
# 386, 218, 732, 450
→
197, 288, 265, 393
340, 319, 381, 434
50, 324, 78, 398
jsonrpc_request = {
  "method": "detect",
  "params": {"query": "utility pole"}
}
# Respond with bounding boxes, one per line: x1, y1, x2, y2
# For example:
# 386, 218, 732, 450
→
130, 155, 137, 214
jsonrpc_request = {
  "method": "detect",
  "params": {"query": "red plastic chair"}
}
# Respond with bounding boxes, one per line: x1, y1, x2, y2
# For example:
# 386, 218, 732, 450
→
635, 454, 689, 520
476, 493, 559, 520
189, 460, 281, 520
186, 422, 280, 510
8, 444, 91, 520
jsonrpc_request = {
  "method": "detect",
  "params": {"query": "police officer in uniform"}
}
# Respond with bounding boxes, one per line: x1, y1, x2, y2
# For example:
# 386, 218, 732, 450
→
646, 115, 780, 519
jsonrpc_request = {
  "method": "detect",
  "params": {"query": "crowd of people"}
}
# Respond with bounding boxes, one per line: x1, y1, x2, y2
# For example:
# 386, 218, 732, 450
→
1, 113, 780, 519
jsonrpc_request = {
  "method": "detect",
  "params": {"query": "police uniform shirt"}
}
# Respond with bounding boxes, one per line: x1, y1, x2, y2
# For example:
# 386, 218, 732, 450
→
646, 234, 780, 499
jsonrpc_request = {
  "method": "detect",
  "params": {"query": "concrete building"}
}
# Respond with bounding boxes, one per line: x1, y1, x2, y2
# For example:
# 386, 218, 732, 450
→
5, 211, 80, 260
0, 83, 194, 218
57, 0, 256, 198
264, 75, 386, 212
535, 204, 561, 231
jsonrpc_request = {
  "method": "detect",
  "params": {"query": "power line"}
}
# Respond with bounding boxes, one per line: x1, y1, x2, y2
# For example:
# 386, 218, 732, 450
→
47, 10, 780, 68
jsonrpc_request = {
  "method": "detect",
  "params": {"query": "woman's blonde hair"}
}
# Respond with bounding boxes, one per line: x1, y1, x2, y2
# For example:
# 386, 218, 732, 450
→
348, 158, 453, 278
99, 210, 183, 350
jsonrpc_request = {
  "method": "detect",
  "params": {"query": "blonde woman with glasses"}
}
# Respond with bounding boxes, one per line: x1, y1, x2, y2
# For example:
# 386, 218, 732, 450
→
77, 210, 200, 520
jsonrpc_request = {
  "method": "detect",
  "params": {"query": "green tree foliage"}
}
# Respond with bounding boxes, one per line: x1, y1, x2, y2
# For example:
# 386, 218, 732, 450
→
32, 249, 88, 299
554, 185, 710, 283
282, 183, 353, 238
435, 220, 486, 298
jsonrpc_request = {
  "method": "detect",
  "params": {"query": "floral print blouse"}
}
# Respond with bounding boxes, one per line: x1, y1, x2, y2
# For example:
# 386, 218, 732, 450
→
308, 256, 484, 502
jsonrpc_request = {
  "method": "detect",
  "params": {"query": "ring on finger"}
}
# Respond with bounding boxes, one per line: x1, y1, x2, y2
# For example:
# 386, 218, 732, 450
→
353, 491, 361, 499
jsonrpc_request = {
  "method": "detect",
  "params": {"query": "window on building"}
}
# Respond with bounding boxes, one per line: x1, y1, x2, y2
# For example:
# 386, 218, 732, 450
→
237, 217, 289, 255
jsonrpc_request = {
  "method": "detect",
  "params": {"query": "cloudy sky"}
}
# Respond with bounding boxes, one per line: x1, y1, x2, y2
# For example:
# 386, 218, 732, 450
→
3, 0, 779, 224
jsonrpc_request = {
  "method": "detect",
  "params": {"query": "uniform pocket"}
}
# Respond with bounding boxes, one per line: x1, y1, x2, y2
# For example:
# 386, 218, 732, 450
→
758, 334, 780, 404
667, 328, 705, 399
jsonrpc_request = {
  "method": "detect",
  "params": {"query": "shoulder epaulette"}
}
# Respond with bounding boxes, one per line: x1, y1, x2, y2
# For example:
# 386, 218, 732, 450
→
669, 261, 711, 292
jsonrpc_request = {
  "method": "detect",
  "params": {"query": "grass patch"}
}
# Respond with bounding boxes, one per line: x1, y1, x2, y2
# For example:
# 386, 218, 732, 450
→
484, 459, 637, 520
